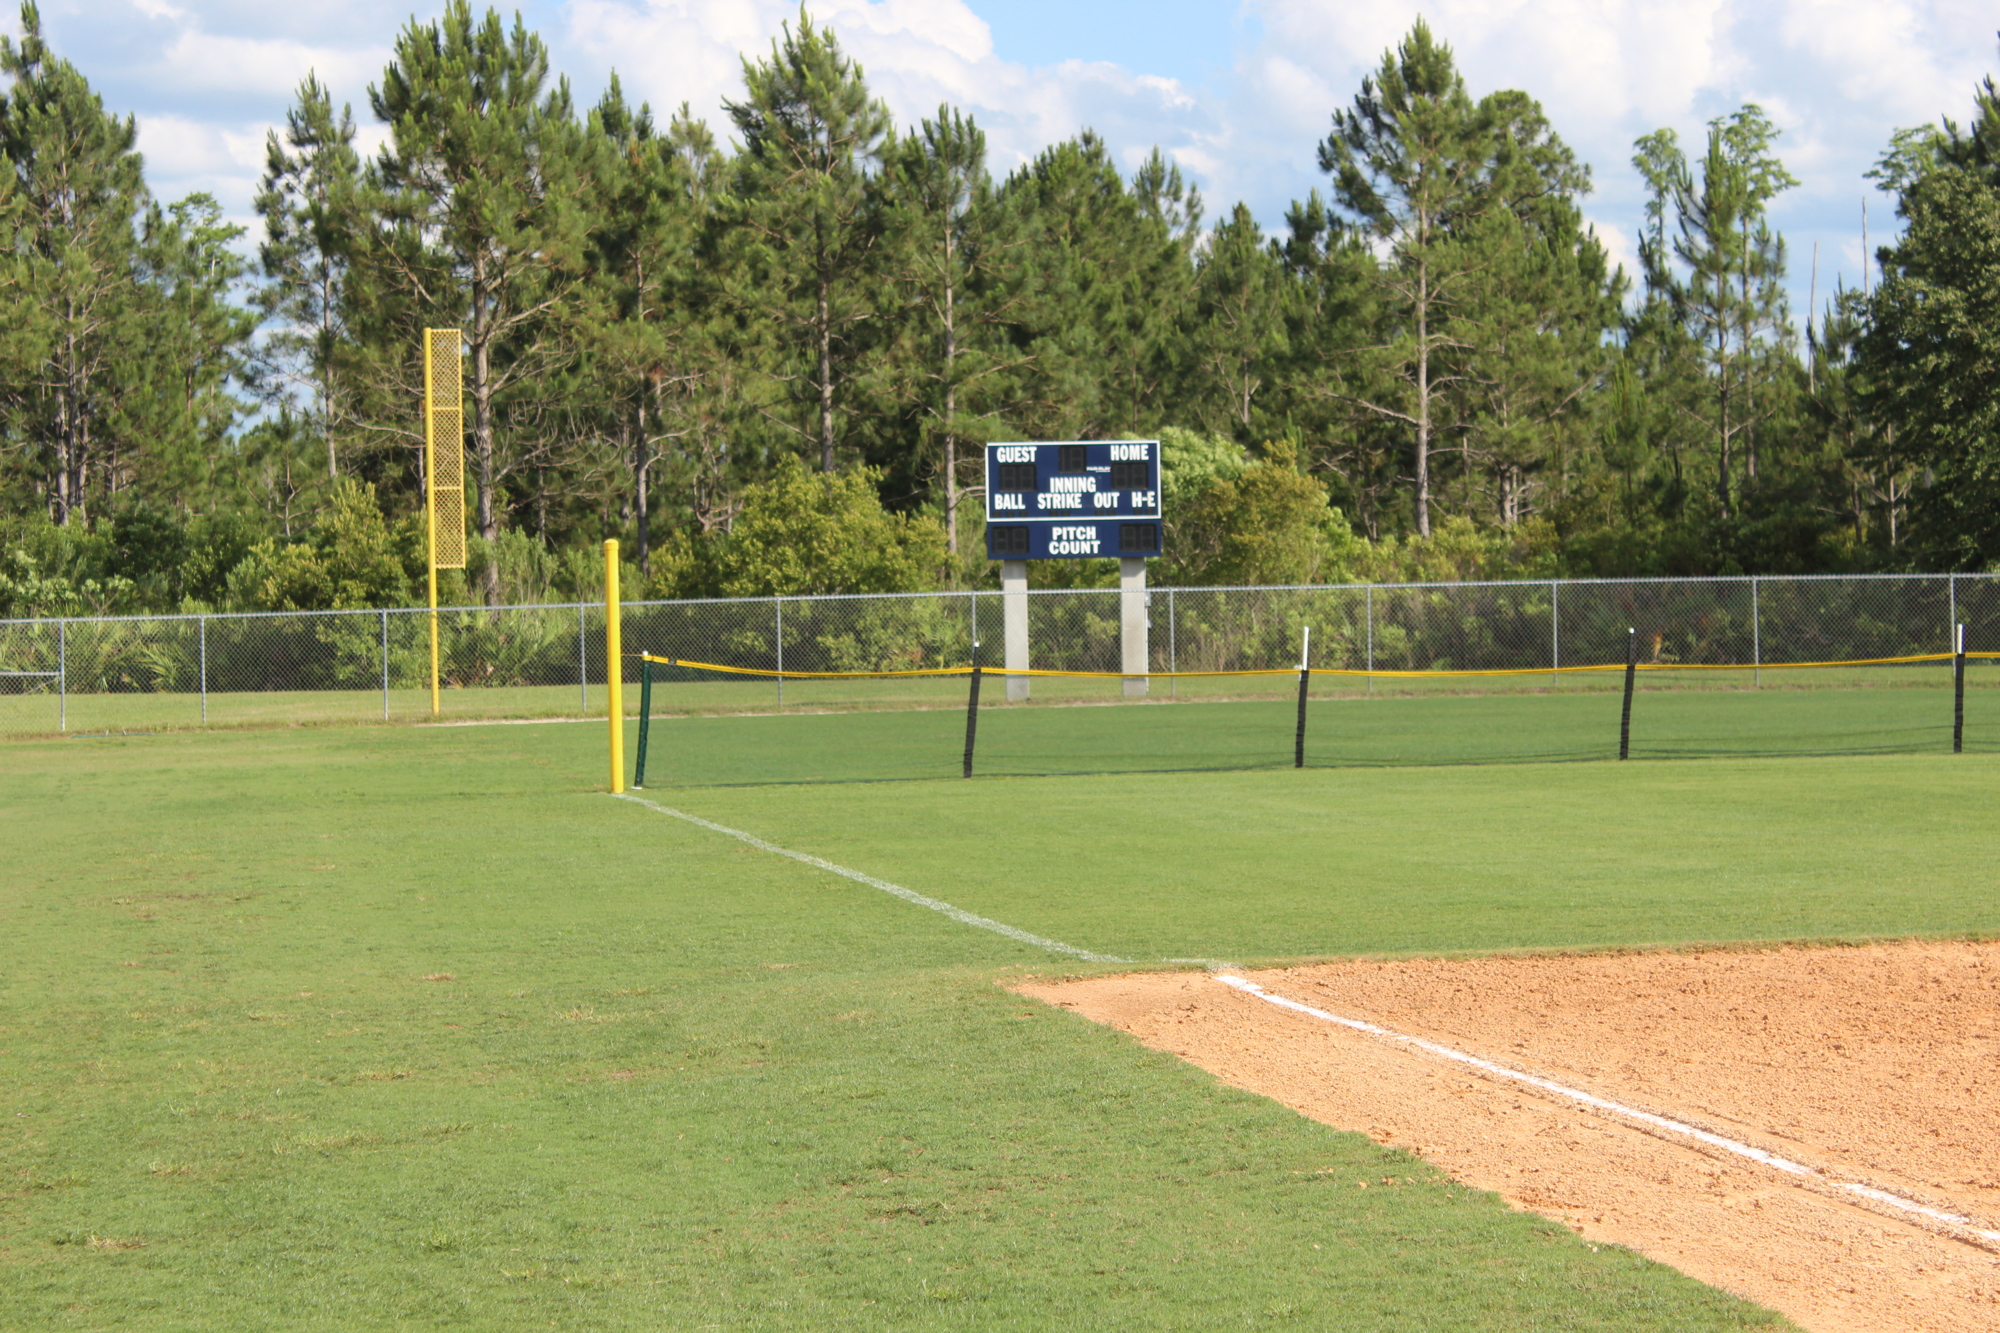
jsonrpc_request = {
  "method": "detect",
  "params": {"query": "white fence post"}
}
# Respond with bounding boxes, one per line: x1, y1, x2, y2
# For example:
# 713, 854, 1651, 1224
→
1365, 585, 1374, 693
57, 619, 65, 733
1002, 561, 1030, 701
1550, 580, 1559, 687
1119, 559, 1148, 698
381, 609, 391, 721
199, 615, 208, 725
1752, 576, 1761, 688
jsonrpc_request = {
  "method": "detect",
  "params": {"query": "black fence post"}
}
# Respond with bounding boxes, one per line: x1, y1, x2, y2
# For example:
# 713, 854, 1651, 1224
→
1619, 628, 1636, 761
1294, 667, 1310, 769
1954, 623, 1966, 754
633, 658, 653, 788
963, 665, 982, 778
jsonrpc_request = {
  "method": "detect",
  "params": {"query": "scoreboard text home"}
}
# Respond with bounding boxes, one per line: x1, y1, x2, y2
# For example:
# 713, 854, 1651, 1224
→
983, 441, 1163, 560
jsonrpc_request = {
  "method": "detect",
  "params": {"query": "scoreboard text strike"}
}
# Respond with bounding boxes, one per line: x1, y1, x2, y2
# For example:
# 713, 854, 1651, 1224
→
984, 440, 1162, 560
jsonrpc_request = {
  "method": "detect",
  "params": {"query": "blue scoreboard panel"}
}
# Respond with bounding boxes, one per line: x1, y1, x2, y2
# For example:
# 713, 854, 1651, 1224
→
983, 440, 1162, 560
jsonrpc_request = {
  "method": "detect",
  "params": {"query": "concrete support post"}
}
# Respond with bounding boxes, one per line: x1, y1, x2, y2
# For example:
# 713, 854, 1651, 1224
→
1120, 557, 1148, 698
1002, 559, 1030, 701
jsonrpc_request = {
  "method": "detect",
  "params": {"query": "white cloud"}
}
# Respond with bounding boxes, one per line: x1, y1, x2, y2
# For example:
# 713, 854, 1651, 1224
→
136, 113, 266, 177
1236, 0, 1738, 194
1778, 0, 1991, 123
560, 0, 1222, 187
152, 29, 388, 99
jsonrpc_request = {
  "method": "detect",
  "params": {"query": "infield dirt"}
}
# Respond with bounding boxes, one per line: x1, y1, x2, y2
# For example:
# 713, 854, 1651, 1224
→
1019, 940, 2000, 1333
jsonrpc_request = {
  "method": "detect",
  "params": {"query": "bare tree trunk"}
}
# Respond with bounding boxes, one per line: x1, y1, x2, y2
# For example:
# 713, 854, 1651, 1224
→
54, 379, 73, 526
1414, 252, 1432, 537
55, 327, 83, 527
1741, 245, 1757, 488
942, 219, 959, 557
471, 252, 499, 605
633, 398, 651, 579
817, 262, 835, 472
1715, 324, 1733, 521
322, 273, 338, 482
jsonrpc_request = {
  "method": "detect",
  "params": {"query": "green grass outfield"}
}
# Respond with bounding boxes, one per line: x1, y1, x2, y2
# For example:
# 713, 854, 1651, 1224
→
10, 706, 1999, 1329
640, 678, 1988, 785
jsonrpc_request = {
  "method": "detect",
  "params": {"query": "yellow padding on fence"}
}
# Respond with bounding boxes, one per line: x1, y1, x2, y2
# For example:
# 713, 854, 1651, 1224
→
640, 655, 972, 680
645, 657, 1300, 681
1316, 663, 1619, 679
642, 650, 1970, 683
1638, 652, 1955, 671
1006, 666, 1300, 679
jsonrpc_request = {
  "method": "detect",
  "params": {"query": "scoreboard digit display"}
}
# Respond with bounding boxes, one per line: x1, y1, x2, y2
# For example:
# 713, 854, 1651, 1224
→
984, 440, 1163, 560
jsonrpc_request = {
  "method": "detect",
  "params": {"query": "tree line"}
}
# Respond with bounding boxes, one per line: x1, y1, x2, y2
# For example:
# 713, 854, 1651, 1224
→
0, 3, 1994, 617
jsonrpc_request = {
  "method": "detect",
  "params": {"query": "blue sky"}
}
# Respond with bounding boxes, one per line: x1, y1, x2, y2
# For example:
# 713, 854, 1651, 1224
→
978, 0, 1258, 85
11, 0, 1998, 323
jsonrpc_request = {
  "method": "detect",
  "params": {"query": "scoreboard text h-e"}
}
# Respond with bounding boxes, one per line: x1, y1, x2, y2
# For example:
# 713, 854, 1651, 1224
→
984, 440, 1162, 560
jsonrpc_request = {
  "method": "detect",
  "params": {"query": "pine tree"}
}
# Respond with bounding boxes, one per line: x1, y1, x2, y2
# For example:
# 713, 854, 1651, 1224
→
1860, 84, 2000, 567
999, 135, 1194, 441
1266, 191, 1397, 537
0, 1, 147, 525
1318, 19, 1588, 536
722, 10, 892, 473
1187, 202, 1288, 441
1806, 285, 1905, 556
127, 194, 256, 508
879, 106, 1032, 555
582, 79, 714, 576
255, 75, 362, 483
368, 1, 593, 599
1633, 106, 1797, 520
1448, 132, 1623, 526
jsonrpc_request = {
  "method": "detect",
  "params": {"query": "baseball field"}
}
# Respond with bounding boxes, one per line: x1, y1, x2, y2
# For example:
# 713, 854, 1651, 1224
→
4, 693, 1996, 1329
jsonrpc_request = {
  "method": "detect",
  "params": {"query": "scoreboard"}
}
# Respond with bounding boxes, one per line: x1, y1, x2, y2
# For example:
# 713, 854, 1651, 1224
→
983, 440, 1162, 560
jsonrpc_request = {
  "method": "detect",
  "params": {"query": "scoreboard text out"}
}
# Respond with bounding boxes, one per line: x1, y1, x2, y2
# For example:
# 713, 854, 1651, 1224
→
984, 440, 1162, 560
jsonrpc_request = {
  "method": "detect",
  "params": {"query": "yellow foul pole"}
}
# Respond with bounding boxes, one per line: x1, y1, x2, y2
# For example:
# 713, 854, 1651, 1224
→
424, 336, 439, 716
605, 539, 624, 793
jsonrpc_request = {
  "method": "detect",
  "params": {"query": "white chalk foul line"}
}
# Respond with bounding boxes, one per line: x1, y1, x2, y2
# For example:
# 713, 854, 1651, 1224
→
613, 793, 1126, 963
613, 794, 1995, 1245
1214, 973, 2000, 1246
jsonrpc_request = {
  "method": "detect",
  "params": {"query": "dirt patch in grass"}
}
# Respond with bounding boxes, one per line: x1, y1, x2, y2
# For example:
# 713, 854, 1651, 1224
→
1020, 939, 2000, 1333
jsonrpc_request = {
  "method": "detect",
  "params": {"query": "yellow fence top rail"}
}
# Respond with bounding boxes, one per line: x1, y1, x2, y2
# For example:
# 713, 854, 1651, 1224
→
638, 649, 1975, 683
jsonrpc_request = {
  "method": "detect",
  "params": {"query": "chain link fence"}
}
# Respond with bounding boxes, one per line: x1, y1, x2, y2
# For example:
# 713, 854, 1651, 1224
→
2, 574, 1993, 735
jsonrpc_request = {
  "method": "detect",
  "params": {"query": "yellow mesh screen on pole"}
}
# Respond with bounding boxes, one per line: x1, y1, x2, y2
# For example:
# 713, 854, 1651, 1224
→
425, 329, 466, 571
424, 329, 464, 717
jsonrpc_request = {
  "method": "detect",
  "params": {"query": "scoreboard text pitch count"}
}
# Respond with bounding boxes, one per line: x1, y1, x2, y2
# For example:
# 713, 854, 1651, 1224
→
983, 440, 1162, 560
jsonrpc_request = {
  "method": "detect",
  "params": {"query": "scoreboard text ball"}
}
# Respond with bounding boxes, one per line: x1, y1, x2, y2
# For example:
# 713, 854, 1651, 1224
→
984, 440, 1163, 560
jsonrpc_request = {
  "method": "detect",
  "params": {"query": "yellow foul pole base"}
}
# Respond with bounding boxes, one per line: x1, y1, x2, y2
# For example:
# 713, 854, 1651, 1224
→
605, 539, 624, 793
428, 573, 440, 717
